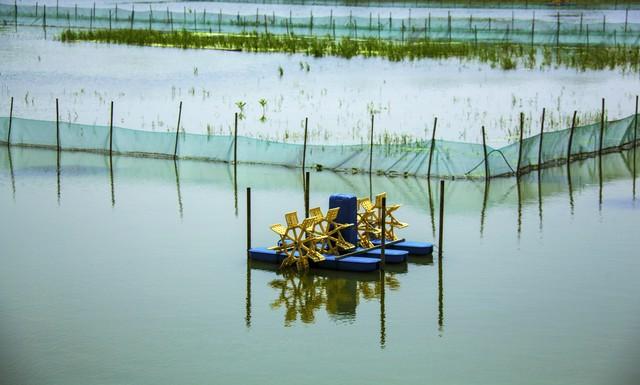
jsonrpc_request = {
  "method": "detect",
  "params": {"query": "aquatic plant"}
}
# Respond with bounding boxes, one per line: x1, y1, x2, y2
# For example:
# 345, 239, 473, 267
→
258, 98, 267, 122
235, 100, 246, 120
59, 29, 640, 73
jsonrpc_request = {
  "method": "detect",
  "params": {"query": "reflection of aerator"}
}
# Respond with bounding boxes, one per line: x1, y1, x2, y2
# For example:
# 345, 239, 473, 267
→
249, 192, 433, 272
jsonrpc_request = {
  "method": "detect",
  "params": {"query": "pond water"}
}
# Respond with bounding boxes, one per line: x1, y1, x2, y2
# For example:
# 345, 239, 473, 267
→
1, 144, 639, 385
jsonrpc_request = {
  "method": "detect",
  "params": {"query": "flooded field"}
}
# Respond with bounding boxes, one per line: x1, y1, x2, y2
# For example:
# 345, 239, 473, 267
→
1, 145, 639, 384
2, 25, 640, 147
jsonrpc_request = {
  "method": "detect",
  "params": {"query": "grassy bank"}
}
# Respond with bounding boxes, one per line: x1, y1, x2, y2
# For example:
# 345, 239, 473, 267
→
60, 29, 640, 72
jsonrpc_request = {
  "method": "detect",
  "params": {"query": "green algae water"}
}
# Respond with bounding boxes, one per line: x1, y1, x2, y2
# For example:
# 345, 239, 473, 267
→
1, 145, 639, 385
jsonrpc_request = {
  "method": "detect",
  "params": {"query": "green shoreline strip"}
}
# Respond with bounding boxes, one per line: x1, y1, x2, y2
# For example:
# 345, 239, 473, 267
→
60, 29, 640, 72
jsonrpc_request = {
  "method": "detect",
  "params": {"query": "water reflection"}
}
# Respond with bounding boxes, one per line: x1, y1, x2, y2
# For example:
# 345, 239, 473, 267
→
173, 159, 183, 219
0, 146, 638, 222
109, 155, 115, 207
253, 262, 400, 326
6, 145, 16, 200
56, 151, 61, 205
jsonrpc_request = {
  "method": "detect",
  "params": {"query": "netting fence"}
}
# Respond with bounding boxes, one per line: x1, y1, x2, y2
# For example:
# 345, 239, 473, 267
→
0, 110, 637, 178
2, 3, 640, 46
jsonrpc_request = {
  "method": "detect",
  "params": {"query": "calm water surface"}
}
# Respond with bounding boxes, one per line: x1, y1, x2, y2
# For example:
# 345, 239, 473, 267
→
0, 145, 639, 384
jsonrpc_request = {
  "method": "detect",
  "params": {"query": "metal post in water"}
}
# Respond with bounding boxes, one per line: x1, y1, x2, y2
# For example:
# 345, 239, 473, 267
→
302, 117, 308, 173
516, 112, 524, 176
599, 98, 605, 156
427, 117, 437, 178
173, 101, 182, 160
556, 11, 560, 47
531, 11, 535, 46
634, 95, 638, 147
482, 125, 489, 180
304, 171, 310, 218
369, 114, 374, 178
56, 98, 60, 152
7, 97, 13, 145
438, 180, 445, 258
625, 8, 629, 33
380, 196, 386, 270
567, 111, 577, 166
109, 101, 114, 157
234, 112, 238, 165
634, 96, 638, 195
538, 108, 545, 169
246, 187, 251, 254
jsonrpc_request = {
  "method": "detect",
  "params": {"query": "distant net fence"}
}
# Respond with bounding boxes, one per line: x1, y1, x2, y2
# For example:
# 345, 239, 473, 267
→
2, 3, 640, 46
0, 109, 637, 178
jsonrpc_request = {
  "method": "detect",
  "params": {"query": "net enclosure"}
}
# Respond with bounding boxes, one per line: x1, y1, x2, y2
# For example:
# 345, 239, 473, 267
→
0, 113, 637, 178
2, 3, 640, 46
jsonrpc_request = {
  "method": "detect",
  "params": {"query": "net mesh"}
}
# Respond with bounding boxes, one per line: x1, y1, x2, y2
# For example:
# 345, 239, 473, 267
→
1, 4, 638, 46
0, 113, 637, 178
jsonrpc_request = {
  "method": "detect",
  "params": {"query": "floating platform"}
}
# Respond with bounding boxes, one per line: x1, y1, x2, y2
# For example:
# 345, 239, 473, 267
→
248, 247, 380, 272
358, 247, 408, 263
371, 240, 433, 256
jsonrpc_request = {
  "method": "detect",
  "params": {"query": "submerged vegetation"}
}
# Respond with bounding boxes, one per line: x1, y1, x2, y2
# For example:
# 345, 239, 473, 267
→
60, 29, 640, 73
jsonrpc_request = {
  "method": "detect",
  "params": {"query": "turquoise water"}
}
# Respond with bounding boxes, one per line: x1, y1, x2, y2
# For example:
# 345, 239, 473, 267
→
1, 145, 639, 384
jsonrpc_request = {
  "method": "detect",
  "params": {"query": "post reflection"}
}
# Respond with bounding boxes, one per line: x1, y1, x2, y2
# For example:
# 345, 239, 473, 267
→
427, 179, 436, 239
567, 160, 575, 215
109, 155, 115, 207
56, 151, 61, 205
233, 163, 238, 217
537, 169, 543, 231
480, 180, 489, 237
516, 176, 522, 238
173, 159, 183, 219
7, 145, 16, 200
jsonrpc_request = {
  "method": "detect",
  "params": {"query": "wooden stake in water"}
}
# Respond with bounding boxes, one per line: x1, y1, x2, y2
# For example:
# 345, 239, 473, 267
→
538, 108, 545, 168
14, 0, 17, 32
567, 110, 577, 165
173, 101, 182, 160
43, 5, 46, 39
625, 8, 629, 33
109, 101, 114, 157
380, 196, 386, 270
516, 112, 524, 176
369, 114, 374, 177
302, 117, 308, 173
556, 11, 560, 47
599, 98, 605, 156
634, 95, 639, 148
7, 97, 13, 145
130, 5, 134, 30
56, 98, 60, 152
531, 11, 535, 46
579, 13, 583, 35
427, 117, 437, 179
246, 187, 251, 254
228, 112, 237, 167
438, 180, 445, 258
482, 125, 489, 180
304, 171, 310, 218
